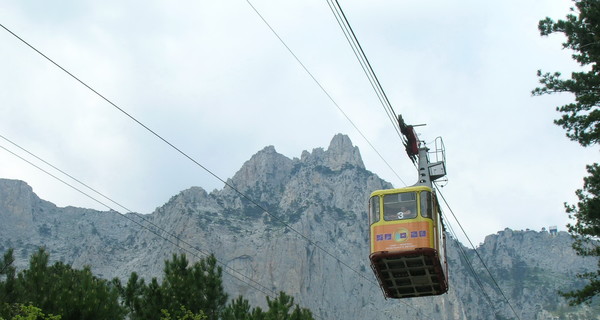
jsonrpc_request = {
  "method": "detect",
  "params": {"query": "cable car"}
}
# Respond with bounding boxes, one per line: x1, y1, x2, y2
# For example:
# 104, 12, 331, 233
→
368, 115, 448, 299
368, 186, 447, 298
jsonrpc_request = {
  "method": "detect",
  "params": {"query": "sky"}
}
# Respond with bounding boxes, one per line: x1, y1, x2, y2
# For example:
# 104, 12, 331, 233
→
0, 0, 596, 246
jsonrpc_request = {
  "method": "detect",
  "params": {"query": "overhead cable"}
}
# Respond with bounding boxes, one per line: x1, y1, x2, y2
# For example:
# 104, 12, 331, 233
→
324, 2, 523, 318
441, 211, 495, 307
0, 21, 395, 316
435, 185, 522, 320
325, 0, 404, 144
0, 136, 278, 300
244, 1, 408, 187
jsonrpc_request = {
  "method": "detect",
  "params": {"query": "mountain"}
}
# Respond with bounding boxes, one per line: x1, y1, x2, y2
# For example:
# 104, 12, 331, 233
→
0, 134, 598, 319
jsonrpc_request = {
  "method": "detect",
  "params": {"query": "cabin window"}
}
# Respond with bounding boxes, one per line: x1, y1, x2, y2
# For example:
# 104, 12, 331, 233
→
369, 196, 380, 224
383, 192, 417, 221
421, 191, 432, 218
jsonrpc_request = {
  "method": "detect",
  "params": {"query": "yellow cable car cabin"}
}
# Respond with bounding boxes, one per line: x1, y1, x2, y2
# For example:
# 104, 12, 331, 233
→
368, 185, 448, 299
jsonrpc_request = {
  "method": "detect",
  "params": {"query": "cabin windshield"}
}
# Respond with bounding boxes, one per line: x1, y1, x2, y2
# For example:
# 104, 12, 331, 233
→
383, 192, 417, 221
369, 196, 380, 225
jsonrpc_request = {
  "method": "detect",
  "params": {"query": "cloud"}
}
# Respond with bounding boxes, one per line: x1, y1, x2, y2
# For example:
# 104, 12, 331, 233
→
0, 0, 595, 245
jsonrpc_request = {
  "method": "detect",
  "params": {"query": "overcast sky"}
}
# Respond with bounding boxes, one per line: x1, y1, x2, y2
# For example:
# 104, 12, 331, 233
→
1, 0, 596, 247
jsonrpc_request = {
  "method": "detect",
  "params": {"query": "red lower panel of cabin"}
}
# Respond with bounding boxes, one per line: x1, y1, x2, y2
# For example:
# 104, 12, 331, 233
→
369, 248, 448, 299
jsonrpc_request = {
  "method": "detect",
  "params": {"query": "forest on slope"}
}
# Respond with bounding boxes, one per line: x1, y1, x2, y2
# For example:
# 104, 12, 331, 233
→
0, 248, 314, 320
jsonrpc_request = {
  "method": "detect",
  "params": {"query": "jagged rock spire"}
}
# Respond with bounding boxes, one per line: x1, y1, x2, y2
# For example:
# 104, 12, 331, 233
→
325, 133, 364, 170
228, 145, 294, 193
301, 134, 365, 170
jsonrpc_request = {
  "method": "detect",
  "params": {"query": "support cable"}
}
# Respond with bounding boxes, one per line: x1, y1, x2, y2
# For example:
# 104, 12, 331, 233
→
0, 21, 369, 287
252, 3, 517, 318
0, 140, 278, 300
0, 21, 417, 317
0, 133, 422, 319
244, 1, 408, 187
0, 14, 432, 318
435, 185, 522, 320
325, 2, 523, 317
0, 133, 279, 297
325, 0, 403, 142
441, 211, 495, 306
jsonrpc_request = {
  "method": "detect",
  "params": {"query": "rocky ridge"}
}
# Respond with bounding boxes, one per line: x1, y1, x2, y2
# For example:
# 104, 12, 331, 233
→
0, 134, 598, 319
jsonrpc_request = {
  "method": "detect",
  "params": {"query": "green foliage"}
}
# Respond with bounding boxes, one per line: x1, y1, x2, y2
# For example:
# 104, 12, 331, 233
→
221, 292, 314, 320
264, 292, 314, 320
533, 0, 600, 147
561, 163, 600, 305
0, 304, 61, 320
0, 248, 125, 320
534, 0, 600, 305
160, 306, 206, 320
1, 249, 316, 320
222, 296, 253, 320
126, 253, 227, 320
567, 164, 600, 258
122, 272, 147, 317
0, 249, 17, 312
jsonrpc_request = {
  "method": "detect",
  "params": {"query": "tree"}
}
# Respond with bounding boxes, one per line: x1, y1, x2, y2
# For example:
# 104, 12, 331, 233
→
194, 254, 228, 320
0, 304, 61, 320
160, 306, 206, 320
126, 276, 165, 320
533, 0, 600, 305
561, 163, 600, 304
1, 248, 125, 320
0, 249, 17, 317
221, 296, 253, 320
265, 292, 295, 320
126, 253, 228, 320
161, 253, 227, 320
221, 293, 314, 320
122, 272, 146, 317
264, 292, 314, 320
1, 249, 316, 319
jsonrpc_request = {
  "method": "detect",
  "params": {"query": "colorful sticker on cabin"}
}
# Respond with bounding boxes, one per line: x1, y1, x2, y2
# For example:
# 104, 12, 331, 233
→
371, 221, 432, 252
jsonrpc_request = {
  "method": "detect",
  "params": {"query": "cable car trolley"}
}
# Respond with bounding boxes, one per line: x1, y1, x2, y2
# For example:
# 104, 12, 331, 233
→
368, 115, 448, 299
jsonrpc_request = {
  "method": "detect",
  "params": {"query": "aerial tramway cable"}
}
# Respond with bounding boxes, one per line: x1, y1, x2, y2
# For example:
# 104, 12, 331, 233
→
0, 19, 432, 319
2, 0, 481, 314
325, 0, 404, 145
245, 0, 409, 187
0, 134, 279, 300
435, 186, 522, 320
438, 204, 495, 306
325, 1, 523, 318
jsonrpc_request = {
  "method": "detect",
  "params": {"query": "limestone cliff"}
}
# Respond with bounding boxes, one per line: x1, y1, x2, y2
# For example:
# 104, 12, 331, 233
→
0, 134, 598, 319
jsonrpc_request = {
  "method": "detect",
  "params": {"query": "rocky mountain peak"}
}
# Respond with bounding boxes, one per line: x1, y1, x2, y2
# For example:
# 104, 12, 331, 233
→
2, 133, 600, 319
163, 186, 210, 209
228, 145, 294, 193
300, 134, 365, 170
0, 179, 50, 237
0, 178, 35, 203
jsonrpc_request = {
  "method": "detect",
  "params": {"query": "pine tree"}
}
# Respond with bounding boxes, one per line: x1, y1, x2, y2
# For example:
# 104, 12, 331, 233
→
0, 249, 16, 318
1, 304, 61, 320
265, 292, 294, 320
126, 253, 228, 320
160, 253, 227, 320
123, 272, 146, 316
221, 296, 253, 320
264, 292, 314, 320
6, 248, 125, 319
136, 278, 165, 320
533, 0, 600, 304
196, 254, 227, 320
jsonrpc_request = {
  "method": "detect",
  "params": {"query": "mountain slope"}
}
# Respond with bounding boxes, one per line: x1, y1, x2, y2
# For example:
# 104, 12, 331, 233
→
0, 134, 598, 319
